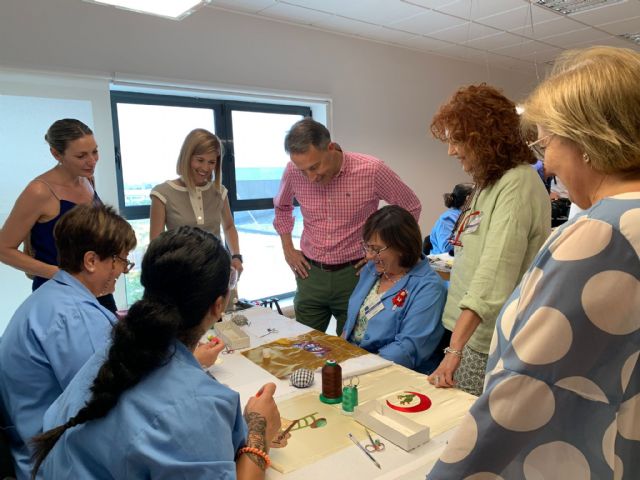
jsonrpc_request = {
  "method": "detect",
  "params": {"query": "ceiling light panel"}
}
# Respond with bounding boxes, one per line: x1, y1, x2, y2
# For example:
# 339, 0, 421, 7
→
83, 0, 210, 20
535, 0, 626, 15
620, 32, 640, 44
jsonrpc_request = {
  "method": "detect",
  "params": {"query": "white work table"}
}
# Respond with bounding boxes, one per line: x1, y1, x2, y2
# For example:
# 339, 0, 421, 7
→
206, 307, 476, 480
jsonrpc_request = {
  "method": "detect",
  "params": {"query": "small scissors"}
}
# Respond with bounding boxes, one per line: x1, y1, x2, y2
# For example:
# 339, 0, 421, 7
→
259, 328, 278, 338
364, 428, 385, 452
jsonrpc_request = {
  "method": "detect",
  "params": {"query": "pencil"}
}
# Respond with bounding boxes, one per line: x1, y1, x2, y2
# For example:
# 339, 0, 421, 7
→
347, 433, 381, 469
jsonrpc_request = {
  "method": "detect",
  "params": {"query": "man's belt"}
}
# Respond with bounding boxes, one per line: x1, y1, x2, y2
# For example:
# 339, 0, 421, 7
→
305, 256, 362, 272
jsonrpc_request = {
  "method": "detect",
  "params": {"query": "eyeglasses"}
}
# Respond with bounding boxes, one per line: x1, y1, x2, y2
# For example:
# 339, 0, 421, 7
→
112, 255, 135, 274
362, 242, 389, 256
527, 134, 553, 159
229, 266, 239, 291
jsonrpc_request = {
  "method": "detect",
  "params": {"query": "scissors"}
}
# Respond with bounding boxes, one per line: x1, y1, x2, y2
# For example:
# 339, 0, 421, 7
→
364, 428, 385, 452
259, 328, 278, 338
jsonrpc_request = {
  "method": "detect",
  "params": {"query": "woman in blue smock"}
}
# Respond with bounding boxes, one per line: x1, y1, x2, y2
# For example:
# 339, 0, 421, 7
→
343, 206, 447, 374
428, 183, 473, 255
0, 204, 136, 480
32, 227, 282, 480
0, 119, 118, 312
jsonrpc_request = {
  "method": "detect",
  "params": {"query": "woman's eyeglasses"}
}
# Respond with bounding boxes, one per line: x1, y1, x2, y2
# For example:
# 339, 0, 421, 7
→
362, 243, 389, 256
527, 134, 553, 159
112, 255, 135, 274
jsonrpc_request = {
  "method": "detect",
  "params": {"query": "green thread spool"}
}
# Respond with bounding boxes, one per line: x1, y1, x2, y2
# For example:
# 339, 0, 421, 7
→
341, 385, 358, 414
319, 360, 342, 404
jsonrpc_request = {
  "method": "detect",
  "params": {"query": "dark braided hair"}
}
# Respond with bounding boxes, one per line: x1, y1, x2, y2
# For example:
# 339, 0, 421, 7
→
30, 226, 231, 478
443, 183, 473, 209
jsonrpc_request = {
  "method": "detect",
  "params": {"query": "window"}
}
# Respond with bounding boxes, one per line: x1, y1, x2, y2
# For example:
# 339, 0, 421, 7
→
111, 91, 310, 305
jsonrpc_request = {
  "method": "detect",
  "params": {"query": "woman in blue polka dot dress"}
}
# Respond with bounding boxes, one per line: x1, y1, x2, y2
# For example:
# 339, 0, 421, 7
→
428, 46, 640, 480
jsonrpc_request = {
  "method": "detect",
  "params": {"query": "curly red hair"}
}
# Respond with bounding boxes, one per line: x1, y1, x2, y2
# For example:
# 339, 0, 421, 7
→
430, 84, 535, 189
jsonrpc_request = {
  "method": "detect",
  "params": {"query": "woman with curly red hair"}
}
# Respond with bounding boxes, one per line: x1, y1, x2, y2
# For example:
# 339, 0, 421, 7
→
427, 84, 550, 395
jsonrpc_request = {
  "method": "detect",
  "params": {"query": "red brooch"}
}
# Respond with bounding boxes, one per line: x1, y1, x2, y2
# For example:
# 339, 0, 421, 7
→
392, 289, 408, 310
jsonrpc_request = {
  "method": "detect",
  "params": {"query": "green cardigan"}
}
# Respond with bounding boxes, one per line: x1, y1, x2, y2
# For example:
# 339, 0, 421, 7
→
443, 164, 551, 353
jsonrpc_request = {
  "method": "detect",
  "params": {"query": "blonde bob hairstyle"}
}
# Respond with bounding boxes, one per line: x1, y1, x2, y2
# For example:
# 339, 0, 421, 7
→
176, 129, 224, 191
521, 46, 640, 176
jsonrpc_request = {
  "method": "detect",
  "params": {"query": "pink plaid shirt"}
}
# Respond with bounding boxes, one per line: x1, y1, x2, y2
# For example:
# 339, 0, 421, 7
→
273, 151, 421, 264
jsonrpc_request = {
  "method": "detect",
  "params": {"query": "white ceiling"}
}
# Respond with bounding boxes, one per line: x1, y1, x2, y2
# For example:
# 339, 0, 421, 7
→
206, 0, 640, 73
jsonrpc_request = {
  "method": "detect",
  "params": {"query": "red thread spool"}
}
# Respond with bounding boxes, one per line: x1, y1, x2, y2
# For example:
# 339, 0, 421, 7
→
319, 360, 342, 404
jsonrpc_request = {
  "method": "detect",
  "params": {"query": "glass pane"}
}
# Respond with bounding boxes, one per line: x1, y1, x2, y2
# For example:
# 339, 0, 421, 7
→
123, 210, 303, 306
123, 218, 150, 306
232, 111, 303, 200
117, 103, 215, 207
234, 207, 303, 300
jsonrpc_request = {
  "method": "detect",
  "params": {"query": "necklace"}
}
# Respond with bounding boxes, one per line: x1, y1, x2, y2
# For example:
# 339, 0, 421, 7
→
381, 270, 406, 284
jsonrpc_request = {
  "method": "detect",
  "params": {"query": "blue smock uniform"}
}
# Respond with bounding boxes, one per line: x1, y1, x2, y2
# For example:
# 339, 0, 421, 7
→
40, 340, 247, 479
343, 258, 446, 374
429, 208, 461, 255
0, 270, 116, 480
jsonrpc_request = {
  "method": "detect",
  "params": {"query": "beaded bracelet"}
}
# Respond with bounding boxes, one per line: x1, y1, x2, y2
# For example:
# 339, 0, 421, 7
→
238, 446, 271, 470
444, 346, 463, 358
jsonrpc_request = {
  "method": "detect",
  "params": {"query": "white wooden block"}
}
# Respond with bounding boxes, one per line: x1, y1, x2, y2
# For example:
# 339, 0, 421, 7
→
214, 321, 250, 350
354, 399, 430, 451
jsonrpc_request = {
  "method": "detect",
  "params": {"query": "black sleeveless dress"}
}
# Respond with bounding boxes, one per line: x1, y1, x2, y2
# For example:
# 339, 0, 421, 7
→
29, 183, 117, 313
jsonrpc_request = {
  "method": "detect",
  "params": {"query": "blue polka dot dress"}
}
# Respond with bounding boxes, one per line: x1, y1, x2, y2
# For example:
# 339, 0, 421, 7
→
427, 193, 640, 480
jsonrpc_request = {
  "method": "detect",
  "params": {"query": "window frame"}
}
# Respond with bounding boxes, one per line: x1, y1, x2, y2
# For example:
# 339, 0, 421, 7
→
110, 90, 311, 301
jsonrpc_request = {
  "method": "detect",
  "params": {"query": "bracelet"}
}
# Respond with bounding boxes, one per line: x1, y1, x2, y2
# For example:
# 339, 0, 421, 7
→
444, 346, 463, 358
231, 254, 243, 263
238, 446, 271, 470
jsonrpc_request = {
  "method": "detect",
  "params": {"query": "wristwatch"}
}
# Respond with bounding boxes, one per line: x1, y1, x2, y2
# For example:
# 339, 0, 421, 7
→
231, 254, 243, 263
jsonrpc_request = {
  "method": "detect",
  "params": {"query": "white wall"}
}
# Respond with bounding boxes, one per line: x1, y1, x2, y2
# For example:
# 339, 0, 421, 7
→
0, 71, 121, 332
0, 0, 538, 331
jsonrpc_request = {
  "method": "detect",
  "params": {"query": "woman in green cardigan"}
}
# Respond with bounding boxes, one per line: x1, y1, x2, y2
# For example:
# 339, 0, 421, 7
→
428, 84, 551, 396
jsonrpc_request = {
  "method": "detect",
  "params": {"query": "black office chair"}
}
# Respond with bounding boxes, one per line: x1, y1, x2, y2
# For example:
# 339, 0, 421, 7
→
422, 234, 433, 256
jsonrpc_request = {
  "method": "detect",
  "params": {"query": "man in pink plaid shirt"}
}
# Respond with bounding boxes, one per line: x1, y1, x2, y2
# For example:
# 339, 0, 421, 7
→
274, 118, 421, 335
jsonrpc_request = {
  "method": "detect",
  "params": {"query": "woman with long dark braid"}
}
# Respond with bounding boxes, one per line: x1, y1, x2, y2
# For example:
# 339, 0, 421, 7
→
31, 226, 281, 479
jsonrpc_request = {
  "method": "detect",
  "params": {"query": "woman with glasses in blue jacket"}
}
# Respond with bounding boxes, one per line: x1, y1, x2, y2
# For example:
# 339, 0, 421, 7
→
342, 206, 446, 374
32, 227, 282, 480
